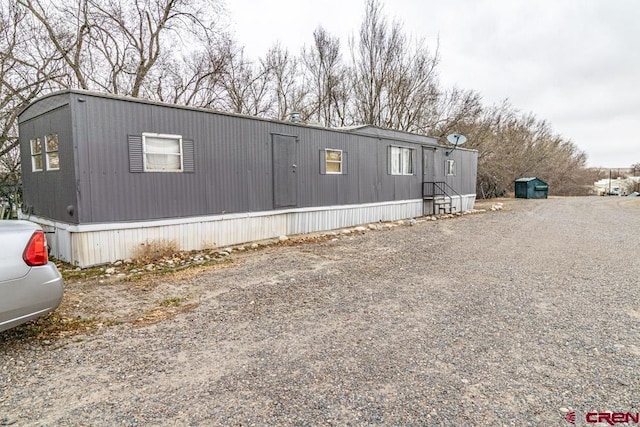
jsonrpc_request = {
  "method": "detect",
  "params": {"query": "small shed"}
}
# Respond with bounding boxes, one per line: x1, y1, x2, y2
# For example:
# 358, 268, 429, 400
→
514, 177, 548, 199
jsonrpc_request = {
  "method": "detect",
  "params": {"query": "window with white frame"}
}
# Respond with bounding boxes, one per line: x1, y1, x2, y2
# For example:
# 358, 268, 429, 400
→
142, 133, 183, 172
390, 146, 414, 175
325, 149, 343, 174
30, 138, 43, 172
45, 134, 60, 170
446, 159, 456, 176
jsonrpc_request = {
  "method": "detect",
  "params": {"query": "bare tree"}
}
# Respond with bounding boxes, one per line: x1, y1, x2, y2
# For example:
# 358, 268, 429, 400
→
350, 0, 394, 126
350, 0, 440, 133
16, 0, 91, 89
263, 43, 307, 121
151, 34, 232, 107
219, 42, 272, 116
0, 3, 63, 212
427, 88, 483, 138
0, 145, 21, 214
459, 101, 598, 198
2, 0, 230, 202
301, 27, 347, 126
1, 0, 601, 203
0, 1, 61, 168
18, 0, 224, 97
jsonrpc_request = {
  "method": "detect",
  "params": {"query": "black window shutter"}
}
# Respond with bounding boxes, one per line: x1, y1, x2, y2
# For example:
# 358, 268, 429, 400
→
183, 139, 195, 173
342, 151, 348, 175
411, 148, 417, 175
128, 135, 143, 173
319, 149, 326, 174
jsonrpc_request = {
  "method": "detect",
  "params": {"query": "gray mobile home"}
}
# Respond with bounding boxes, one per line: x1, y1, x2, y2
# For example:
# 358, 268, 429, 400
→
18, 90, 478, 267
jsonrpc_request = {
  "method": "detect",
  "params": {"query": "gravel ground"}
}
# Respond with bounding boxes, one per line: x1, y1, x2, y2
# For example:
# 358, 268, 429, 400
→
1, 196, 639, 426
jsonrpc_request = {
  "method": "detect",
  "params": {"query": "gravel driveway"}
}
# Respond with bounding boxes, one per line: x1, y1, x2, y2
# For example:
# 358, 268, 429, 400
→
1, 196, 639, 426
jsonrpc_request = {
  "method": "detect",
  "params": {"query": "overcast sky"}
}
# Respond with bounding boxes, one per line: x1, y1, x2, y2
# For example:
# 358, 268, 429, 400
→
225, 0, 639, 168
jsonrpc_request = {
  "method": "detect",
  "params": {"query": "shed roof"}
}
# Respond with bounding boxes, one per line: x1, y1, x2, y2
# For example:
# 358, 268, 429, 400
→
515, 177, 546, 183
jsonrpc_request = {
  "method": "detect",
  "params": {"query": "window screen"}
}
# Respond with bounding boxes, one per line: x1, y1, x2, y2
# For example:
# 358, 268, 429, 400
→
390, 146, 414, 175
143, 133, 183, 172
45, 134, 60, 170
30, 138, 43, 172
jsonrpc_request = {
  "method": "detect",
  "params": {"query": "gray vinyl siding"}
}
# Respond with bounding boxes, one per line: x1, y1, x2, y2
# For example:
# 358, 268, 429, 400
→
18, 90, 477, 224
434, 148, 478, 196
19, 102, 78, 223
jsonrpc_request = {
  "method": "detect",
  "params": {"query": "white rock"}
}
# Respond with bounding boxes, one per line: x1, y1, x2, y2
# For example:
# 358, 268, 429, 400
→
105, 267, 116, 275
113, 260, 122, 266
340, 229, 351, 235
278, 235, 289, 241
408, 218, 417, 226
368, 224, 378, 230
223, 247, 233, 253
250, 243, 259, 249
354, 226, 367, 232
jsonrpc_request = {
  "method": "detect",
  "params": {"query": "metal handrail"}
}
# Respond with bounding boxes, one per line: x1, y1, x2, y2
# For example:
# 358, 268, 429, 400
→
422, 181, 461, 214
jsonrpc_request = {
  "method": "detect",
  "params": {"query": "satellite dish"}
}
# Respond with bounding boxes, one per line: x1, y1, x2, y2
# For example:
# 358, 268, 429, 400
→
446, 133, 467, 146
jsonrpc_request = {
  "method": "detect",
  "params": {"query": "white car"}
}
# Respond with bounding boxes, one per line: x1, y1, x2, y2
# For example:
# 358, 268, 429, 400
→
0, 220, 64, 332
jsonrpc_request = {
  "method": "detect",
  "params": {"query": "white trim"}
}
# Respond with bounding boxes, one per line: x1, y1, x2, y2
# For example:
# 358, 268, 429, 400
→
142, 132, 184, 172
30, 138, 43, 172
44, 134, 60, 171
19, 199, 437, 267
390, 145, 414, 175
21, 197, 476, 267
21, 199, 425, 233
324, 148, 343, 174
446, 159, 456, 176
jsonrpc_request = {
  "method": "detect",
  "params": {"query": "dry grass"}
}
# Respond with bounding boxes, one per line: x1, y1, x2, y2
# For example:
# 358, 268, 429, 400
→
132, 239, 179, 263
131, 302, 199, 328
0, 312, 109, 347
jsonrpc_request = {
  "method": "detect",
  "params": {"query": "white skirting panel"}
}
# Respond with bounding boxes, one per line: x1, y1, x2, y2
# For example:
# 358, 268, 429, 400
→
459, 194, 477, 212
423, 194, 476, 215
286, 200, 424, 235
21, 198, 450, 268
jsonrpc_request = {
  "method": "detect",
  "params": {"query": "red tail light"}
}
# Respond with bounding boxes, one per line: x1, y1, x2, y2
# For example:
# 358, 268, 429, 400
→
23, 230, 49, 266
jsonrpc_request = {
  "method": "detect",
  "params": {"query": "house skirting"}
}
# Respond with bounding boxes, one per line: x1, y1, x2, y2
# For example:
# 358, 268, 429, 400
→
423, 194, 476, 215
22, 196, 476, 267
